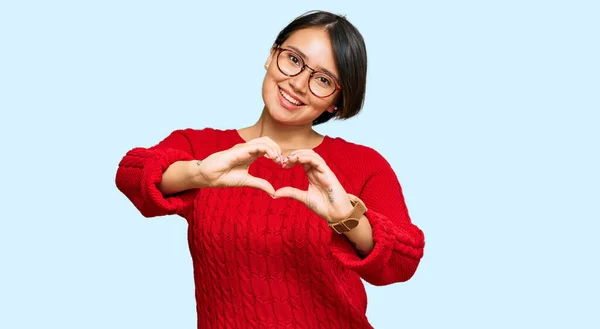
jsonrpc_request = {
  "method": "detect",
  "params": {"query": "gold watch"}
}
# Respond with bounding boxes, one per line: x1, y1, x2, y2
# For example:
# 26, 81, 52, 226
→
328, 194, 367, 234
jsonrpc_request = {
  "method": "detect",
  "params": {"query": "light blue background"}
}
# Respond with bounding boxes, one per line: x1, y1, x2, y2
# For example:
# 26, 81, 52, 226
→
1, 1, 598, 328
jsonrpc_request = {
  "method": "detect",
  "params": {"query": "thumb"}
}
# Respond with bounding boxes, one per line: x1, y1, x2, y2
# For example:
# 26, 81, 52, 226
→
274, 187, 306, 203
243, 176, 275, 196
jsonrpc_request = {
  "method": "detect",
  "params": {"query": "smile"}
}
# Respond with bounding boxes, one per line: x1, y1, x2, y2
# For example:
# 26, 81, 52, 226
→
279, 87, 304, 106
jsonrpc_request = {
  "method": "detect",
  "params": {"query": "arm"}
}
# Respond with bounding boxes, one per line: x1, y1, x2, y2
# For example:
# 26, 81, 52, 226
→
159, 160, 210, 195
115, 129, 202, 218
340, 213, 375, 258
329, 158, 425, 286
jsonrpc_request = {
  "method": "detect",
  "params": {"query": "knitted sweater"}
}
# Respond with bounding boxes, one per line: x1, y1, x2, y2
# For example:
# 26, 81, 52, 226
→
115, 128, 425, 329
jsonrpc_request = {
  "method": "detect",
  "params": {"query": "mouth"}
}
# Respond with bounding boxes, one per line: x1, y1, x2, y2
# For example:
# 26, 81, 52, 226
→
278, 87, 305, 107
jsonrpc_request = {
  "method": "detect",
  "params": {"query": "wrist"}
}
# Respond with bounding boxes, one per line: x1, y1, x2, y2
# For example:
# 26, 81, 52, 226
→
188, 160, 211, 189
328, 194, 367, 234
328, 198, 354, 223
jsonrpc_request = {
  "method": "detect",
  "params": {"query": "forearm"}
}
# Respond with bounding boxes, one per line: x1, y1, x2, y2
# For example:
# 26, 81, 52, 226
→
342, 214, 374, 258
158, 160, 206, 195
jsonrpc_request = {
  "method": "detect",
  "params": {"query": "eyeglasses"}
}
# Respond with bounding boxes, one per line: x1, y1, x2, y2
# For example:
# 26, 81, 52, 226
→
275, 46, 342, 98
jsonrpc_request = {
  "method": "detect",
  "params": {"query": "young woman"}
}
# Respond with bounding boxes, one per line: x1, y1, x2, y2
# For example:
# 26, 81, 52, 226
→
116, 10, 425, 329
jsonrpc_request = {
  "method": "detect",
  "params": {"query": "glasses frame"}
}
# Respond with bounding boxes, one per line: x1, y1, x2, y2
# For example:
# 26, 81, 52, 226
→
275, 45, 342, 99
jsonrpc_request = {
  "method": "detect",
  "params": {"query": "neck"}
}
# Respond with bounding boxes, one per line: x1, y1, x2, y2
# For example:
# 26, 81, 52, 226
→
239, 107, 323, 155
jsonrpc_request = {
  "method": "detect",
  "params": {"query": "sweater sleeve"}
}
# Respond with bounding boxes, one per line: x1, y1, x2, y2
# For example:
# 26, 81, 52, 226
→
329, 155, 425, 286
115, 129, 200, 218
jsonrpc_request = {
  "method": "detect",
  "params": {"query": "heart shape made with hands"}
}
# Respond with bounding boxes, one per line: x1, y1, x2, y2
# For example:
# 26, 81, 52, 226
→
197, 136, 354, 223
241, 151, 310, 197
243, 150, 354, 224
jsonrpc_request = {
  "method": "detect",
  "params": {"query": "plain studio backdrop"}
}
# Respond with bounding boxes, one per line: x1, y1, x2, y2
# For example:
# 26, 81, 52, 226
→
0, 1, 598, 328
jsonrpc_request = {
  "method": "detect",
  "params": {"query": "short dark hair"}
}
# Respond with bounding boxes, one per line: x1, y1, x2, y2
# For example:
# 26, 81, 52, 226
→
272, 10, 368, 126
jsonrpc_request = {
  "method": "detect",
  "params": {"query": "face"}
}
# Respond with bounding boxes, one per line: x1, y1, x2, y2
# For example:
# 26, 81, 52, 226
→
262, 28, 341, 126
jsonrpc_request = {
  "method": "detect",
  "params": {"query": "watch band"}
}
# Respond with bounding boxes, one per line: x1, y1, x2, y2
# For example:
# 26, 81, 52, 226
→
328, 194, 367, 234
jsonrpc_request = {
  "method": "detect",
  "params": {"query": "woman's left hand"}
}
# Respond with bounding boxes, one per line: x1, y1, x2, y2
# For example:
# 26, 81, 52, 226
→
273, 150, 354, 223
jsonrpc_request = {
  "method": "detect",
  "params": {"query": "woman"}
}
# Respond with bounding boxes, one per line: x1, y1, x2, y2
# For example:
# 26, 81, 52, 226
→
116, 10, 425, 329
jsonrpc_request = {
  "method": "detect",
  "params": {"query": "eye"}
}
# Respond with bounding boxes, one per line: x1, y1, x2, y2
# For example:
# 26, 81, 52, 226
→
288, 54, 301, 66
318, 76, 332, 86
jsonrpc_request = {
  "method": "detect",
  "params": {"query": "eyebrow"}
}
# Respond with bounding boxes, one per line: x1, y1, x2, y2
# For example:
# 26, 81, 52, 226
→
286, 45, 340, 82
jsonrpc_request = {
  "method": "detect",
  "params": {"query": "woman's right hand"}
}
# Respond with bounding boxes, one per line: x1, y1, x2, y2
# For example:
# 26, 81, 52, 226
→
191, 136, 283, 196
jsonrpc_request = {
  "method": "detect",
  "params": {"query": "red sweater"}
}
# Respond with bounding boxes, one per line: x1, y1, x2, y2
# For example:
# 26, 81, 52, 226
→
115, 128, 425, 329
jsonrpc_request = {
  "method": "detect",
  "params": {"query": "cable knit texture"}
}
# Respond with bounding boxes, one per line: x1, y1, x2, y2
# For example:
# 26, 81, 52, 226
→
115, 128, 425, 329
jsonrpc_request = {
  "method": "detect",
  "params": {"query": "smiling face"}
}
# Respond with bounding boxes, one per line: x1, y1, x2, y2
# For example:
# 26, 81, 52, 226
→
261, 28, 341, 126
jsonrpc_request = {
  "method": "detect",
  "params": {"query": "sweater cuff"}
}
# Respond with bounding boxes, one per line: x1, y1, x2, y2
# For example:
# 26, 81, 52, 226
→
140, 148, 196, 216
328, 209, 394, 274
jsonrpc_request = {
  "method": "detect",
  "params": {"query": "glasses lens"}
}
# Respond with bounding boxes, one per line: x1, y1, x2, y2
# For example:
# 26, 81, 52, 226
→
277, 50, 303, 76
277, 49, 338, 97
309, 72, 336, 97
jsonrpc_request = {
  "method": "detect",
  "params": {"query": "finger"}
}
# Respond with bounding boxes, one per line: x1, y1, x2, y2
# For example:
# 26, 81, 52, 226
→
248, 137, 282, 162
274, 186, 307, 203
286, 149, 322, 161
257, 136, 283, 159
235, 142, 279, 163
243, 176, 276, 196
284, 152, 328, 173
282, 152, 303, 169
289, 149, 318, 156
282, 149, 308, 168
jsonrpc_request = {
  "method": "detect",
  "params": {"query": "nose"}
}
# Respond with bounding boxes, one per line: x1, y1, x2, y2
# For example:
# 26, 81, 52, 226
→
288, 66, 311, 94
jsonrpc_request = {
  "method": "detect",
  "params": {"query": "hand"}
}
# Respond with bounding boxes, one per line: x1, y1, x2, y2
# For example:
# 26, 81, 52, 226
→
274, 150, 354, 223
192, 136, 283, 196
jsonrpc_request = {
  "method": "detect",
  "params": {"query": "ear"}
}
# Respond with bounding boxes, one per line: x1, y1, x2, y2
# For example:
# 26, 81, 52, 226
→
326, 96, 342, 114
264, 56, 272, 70
264, 45, 277, 70
326, 104, 338, 113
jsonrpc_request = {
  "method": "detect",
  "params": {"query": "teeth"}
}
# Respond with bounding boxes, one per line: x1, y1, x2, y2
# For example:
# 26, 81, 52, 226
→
281, 89, 301, 105
279, 88, 303, 106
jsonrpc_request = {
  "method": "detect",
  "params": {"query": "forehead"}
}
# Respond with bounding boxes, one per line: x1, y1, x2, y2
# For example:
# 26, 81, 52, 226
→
281, 28, 338, 76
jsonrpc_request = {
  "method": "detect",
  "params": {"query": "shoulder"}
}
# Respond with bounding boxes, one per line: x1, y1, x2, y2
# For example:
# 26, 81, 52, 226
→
169, 127, 239, 156
169, 127, 238, 143
321, 135, 397, 194
325, 136, 391, 171
321, 136, 395, 194
170, 127, 226, 139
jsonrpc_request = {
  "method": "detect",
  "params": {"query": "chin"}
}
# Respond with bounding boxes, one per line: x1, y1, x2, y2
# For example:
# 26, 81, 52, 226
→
266, 104, 300, 126
261, 82, 320, 126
